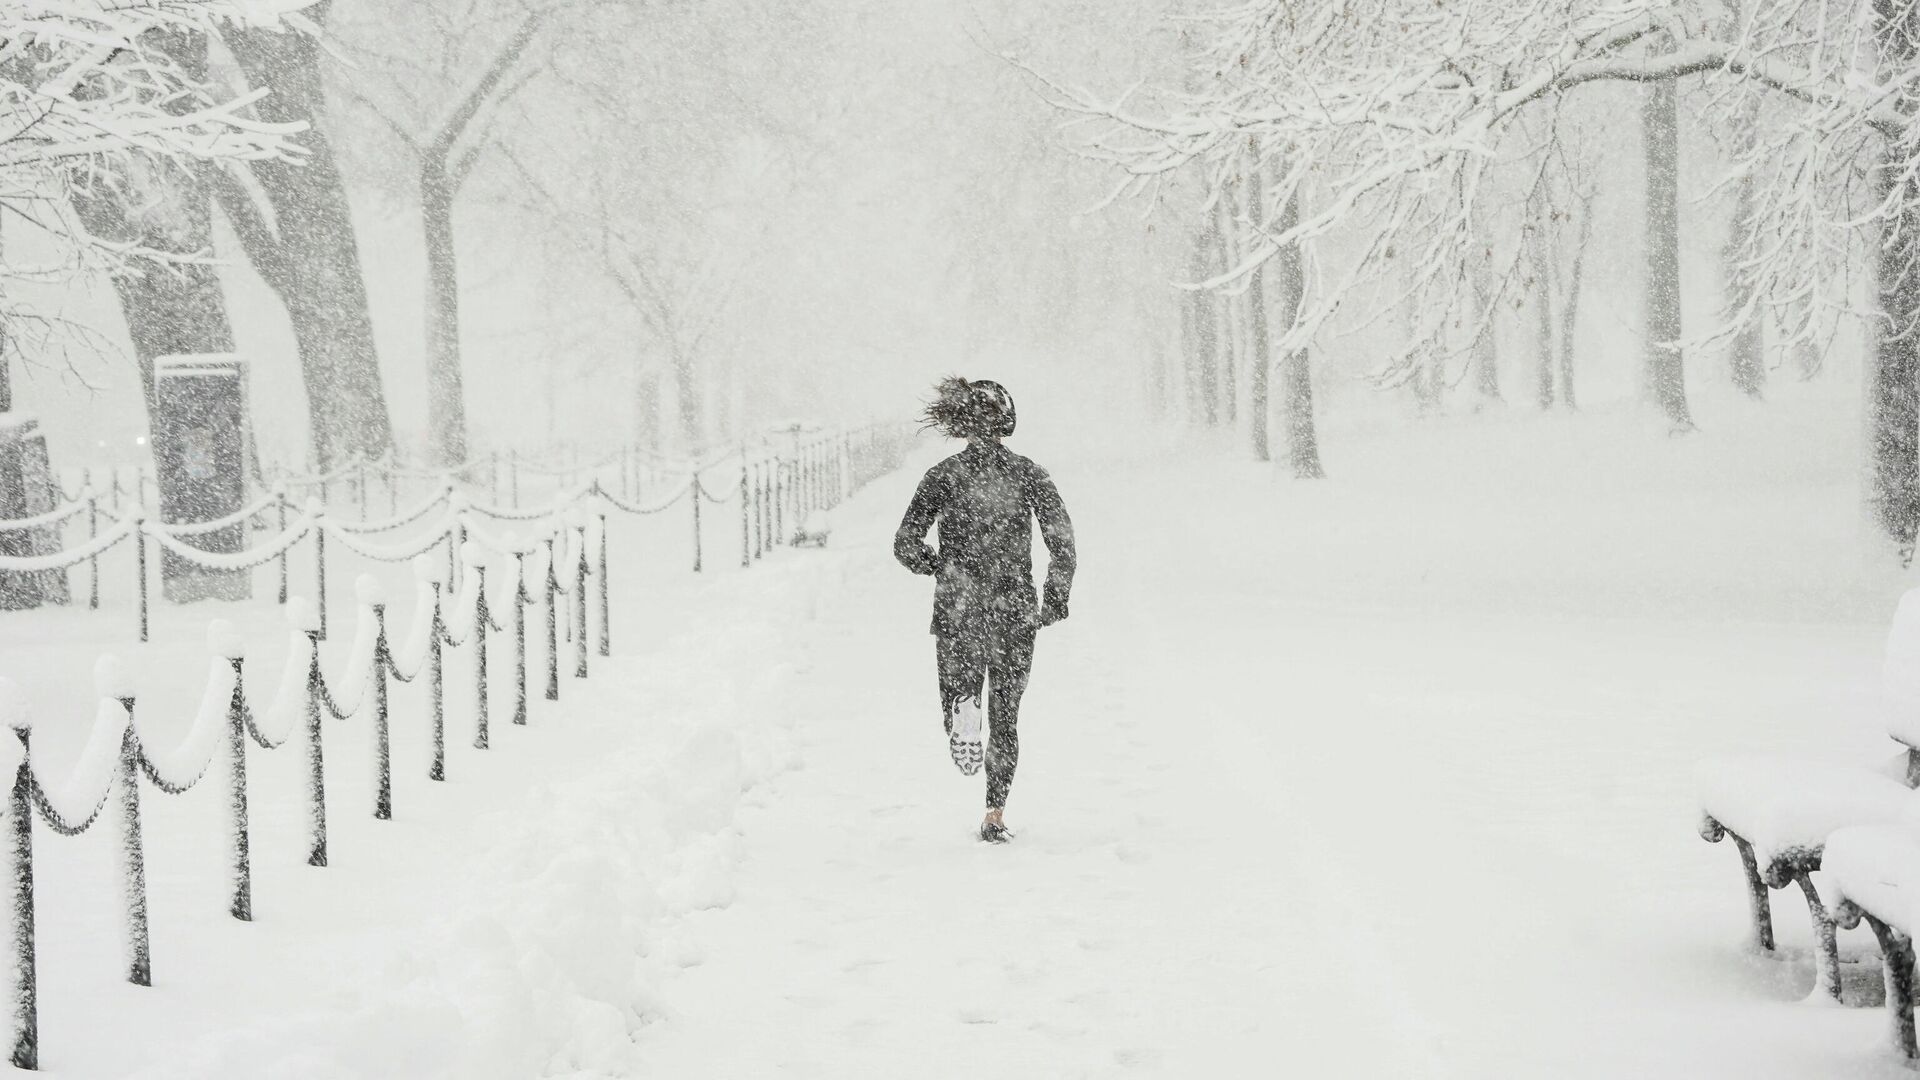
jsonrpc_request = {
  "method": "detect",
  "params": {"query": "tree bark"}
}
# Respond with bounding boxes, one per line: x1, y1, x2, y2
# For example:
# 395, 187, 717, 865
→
1527, 182, 1556, 410
672, 347, 700, 450
634, 362, 661, 453
1725, 101, 1767, 400
421, 157, 469, 465
1216, 195, 1239, 427
1643, 72, 1696, 432
1558, 199, 1593, 411
1246, 161, 1272, 462
1468, 232, 1501, 406
1270, 188, 1321, 478
1191, 222, 1222, 426
222, 7, 394, 470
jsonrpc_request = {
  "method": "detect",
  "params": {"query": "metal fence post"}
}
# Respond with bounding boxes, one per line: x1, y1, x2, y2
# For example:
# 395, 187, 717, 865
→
115, 713, 150, 987
428, 582, 446, 782
573, 529, 589, 679
512, 556, 530, 726
691, 473, 703, 573
303, 632, 327, 867
472, 562, 490, 751
226, 657, 252, 921
86, 485, 99, 611
8, 725, 36, 1072
135, 514, 149, 643
596, 515, 610, 658
313, 503, 329, 642
543, 540, 560, 702
372, 604, 392, 820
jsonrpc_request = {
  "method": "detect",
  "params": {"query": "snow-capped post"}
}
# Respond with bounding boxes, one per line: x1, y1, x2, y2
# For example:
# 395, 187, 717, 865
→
596, 514, 610, 657
274, 487, 289, 606
134, 507, 149, 643
739, 458, 751, 569
5, 690, 36, 1071
224, 646, 252, 922
751, 462, 764, 560
542, 537, 560, 702
427, 575, 447, 782
368, 589, 392, 821
311, 498, 329, 642
450, 514, 468, 599
691, 471, 703, 573
775, 460, 786, 546
512, 551, 529, 726
85, 481, 99, 610
293, 600, 328, 868
111, 674, 149, 987
468, 546, 491, 751
572, 525, 590, 680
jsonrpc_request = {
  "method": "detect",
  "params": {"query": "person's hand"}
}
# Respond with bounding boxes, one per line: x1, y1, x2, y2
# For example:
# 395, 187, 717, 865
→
1038, 603, 1067, 628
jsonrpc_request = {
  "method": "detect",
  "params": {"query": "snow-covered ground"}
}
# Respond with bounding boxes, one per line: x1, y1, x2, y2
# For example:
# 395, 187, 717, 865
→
7, 392, 1920, 1077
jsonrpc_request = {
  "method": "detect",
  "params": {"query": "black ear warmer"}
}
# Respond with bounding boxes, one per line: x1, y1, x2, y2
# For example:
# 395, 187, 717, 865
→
970, 380, 1016, 437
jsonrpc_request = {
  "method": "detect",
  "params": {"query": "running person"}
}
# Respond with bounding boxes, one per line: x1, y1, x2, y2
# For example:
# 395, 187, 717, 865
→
893, 377, 1076, 844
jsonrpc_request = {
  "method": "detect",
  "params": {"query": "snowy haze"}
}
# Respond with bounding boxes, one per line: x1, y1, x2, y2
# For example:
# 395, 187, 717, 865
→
6, 0, 1920, 1078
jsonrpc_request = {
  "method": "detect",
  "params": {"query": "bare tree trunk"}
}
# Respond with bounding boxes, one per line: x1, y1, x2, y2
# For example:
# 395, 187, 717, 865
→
421, 158, 469, 465
1216, 196, 1239, 427
1869, 0, 1920, 552
1558, 198, 1593, 411
1643, 73, 1696, 432
1192, 223, 1222, 426
1468, 231, 1501, 406
1527, 182, 1557, 410
672, 348, 700, 449
1246, 160, 1271, 461
634, 362, 661, 454
1270, 188, 1321, 478
221, 8, 394, 469
1725, 101, 1767, 400
1408, 254, 1441, 416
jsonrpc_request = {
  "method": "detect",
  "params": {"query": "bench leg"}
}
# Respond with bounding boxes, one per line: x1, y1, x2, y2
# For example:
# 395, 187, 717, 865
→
1734, 837, 1775, 952
1869, 916, 1919, 1059
1795, 872, 1843, 1002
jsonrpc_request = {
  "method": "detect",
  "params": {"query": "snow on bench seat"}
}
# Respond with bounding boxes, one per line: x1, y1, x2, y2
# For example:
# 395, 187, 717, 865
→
1824, 823, 1920, 1059
1826, 824, 1920, 938
1697, 755, 1910, 875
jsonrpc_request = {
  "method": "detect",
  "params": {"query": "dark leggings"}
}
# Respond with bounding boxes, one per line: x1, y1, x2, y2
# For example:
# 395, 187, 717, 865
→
937, 622, 1036, 809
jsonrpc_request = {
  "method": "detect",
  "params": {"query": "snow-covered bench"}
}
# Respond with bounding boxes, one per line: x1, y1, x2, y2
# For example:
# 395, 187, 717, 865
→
1696, 588, 1920, 1000
792, 509, 829, 548
1826, 823, 1920, 1058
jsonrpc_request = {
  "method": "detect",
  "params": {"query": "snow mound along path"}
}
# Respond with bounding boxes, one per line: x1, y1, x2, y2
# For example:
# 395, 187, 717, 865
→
96, 523, 842, 1080
1697, 755, 1912, 874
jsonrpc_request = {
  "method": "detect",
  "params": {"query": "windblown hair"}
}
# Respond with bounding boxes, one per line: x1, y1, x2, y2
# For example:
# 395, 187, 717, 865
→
921, 375, 994, 439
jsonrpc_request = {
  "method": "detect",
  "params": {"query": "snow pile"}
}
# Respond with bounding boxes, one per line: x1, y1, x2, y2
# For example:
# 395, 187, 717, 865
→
108, 516, 826, 1080
1696, 755, 1910, 869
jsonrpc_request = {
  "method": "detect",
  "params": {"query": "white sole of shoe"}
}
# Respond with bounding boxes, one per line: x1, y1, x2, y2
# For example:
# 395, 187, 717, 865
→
949, 696, 983, 776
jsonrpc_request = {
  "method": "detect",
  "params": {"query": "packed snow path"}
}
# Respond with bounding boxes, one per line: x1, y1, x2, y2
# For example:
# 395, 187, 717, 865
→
633, 424, 1917, 1080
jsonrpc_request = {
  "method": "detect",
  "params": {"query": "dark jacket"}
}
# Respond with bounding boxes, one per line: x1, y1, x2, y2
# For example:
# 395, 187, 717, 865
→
894, 440, 1076, 637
